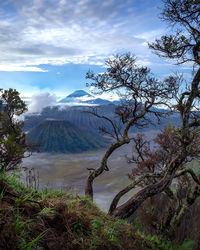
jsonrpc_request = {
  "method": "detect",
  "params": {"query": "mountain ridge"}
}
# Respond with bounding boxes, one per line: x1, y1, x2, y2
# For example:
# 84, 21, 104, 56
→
59, 89, 113, 105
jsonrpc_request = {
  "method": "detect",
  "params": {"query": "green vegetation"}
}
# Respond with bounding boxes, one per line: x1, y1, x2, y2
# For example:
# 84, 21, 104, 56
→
0, 173, 196, 249
138, 231, 195, 250
0, 0, 200, 248
0, 173, 157, 250
0, 88, 28, 172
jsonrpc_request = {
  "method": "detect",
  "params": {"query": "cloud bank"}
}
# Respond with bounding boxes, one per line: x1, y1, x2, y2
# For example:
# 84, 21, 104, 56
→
0, 0, 164, 71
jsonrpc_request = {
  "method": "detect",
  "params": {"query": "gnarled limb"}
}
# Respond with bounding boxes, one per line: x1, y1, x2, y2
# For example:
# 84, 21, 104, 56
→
108, 173, 161, 214
84, 63, 173, 200
111, 155, 186, 219
167, 183, 200, 231
175, 168, 200, 185
85, 137, 130, 199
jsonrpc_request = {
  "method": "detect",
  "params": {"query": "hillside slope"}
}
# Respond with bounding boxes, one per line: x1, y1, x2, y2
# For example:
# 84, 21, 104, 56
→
26, 120, 108, 153
0, 176, 157, 250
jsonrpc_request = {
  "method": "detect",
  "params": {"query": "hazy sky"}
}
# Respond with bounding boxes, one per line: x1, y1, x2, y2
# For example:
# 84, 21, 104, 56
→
0, 0, 191, 100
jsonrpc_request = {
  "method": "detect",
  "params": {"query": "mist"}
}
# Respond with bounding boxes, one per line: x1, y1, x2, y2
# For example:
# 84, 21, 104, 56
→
28, 92, 57, 113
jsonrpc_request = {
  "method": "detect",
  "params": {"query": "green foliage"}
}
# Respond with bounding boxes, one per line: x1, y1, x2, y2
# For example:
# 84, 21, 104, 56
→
167, 123, 176, 132
90, 217, 130, 249
173, 240, 195, 250
2, 171, 36, 195
137, 230, 195, 250
91, 217, 104, 234
14, 208, 29, 235
0, 88, 28, 172
39, 186, 66, 199
72, 220, 90, 236
24, 230, 47, 250
13, 207, 47, 250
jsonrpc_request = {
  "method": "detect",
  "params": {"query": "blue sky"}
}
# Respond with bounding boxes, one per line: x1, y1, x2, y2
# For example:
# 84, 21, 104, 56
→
0, 0, 192, 102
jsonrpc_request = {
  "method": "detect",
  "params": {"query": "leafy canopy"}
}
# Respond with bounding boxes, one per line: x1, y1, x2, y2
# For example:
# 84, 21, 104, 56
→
0, 88, 28, 172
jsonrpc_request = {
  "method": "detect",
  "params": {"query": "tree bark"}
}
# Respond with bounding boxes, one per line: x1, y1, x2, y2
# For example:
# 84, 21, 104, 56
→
168, 185, 200, 230
108, 173, 161, 214
111, 155, 185, 219
85, 138, 130, 199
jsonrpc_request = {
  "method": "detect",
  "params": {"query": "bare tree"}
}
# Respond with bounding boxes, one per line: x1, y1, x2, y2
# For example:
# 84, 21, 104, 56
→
115, 128, 200, 232
109, 0, 200, 220
85, 53, 178, 199
149, 0, 200, 66
85, 0, 200, 223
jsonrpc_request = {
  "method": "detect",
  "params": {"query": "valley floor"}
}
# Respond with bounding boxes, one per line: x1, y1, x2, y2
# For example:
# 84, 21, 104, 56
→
21, 130, 159, 211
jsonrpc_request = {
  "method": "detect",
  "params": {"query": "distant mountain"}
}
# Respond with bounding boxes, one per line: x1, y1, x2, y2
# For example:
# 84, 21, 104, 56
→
24, 104, 117, 133
24, 104, 181, 136
26, 120, 109, 153
59, 90, 112, 105
85, 98, 111, 105
59, 90, 92, 102
67, 90, 93, 98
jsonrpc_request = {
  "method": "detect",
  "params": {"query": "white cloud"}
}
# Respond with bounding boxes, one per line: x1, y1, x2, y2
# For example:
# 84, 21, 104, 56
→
89, 86, 95, 92
135, 29, 164, 41
57, 102, 97, 108
0, 0, 165, 70
76, 95, 95, 101
137, 59, 152, 67
28, 92, 57, 113
0, 65, 48, 72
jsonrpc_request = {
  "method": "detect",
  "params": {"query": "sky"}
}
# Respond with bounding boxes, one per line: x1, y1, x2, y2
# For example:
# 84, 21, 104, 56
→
0, 0, 192, 105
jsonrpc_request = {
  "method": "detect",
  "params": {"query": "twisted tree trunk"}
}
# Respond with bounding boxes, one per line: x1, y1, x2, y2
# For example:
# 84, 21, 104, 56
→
111, 155, 186, 219
108, 173, 161, 214
85, 138, 130, 199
